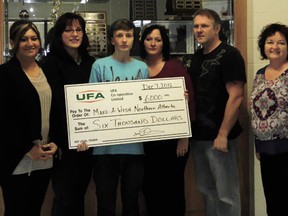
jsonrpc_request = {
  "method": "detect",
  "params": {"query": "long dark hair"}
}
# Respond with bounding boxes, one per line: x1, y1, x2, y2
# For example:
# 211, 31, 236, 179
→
49, 12, 90, 57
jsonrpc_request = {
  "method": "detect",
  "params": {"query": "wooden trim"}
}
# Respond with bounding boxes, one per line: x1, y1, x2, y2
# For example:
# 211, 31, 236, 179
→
234, 0, 247, 63
234, 1, 250, 216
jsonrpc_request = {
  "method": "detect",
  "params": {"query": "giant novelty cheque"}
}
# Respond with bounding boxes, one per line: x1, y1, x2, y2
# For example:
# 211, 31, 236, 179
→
65, 77, 192, 149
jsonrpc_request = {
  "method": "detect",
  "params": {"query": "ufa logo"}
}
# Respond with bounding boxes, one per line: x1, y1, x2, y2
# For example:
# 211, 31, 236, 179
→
76, 90, 105, 103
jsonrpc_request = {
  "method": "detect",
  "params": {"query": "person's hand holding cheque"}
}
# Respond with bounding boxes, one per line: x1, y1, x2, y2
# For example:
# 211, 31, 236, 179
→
77, 141, 89, 152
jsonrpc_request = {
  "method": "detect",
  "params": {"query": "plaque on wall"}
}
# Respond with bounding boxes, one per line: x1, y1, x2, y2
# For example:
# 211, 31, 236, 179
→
77, 11, 108, 58
165, 0, 202, 17
130, 0, 157, 20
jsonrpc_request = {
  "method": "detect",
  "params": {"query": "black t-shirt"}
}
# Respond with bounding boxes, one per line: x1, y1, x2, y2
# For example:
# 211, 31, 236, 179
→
187, 42, 246, 140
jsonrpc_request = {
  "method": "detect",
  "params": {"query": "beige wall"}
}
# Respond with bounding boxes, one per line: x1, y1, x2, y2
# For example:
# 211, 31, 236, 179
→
247, 1, 288, 215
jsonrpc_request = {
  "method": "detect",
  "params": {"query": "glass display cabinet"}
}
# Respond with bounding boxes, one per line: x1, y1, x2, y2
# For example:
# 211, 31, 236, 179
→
2, 0, 234, 59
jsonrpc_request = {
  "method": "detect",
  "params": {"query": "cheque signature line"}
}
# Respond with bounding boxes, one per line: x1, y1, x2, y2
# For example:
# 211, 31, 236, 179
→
133, 127, 164, 137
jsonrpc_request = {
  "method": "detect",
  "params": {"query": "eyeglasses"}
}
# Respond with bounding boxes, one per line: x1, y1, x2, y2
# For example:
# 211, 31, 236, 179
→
64, 28, 83, 34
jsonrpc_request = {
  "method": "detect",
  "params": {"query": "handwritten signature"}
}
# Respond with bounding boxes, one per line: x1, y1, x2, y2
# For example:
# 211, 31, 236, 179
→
134, 127, 164, 136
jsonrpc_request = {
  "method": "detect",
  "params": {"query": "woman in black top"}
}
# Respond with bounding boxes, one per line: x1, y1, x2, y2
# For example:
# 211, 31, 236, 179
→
0, 20, 58, 216
41, 12, 95, 216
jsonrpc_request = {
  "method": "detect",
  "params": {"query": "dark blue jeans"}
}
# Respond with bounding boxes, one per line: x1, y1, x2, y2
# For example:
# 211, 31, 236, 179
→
51, 150, 93, 216
191, 139, 241, 216
93, 154, 144, 216
143, 139, 189, 216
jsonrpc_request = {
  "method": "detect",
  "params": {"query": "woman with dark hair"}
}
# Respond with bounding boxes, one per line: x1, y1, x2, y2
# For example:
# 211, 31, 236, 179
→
139, 24, 195, 216
0, 20, 58, 216
41, 12, 95, 216
250, 23, 288, 215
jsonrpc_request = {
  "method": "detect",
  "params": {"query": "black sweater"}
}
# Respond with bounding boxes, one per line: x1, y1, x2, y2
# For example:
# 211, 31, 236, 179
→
41, 49, 95, 155
0, 56, 57, 184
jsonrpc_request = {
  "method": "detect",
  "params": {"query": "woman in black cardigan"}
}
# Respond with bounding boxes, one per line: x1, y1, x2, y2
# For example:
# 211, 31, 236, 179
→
0, 20, 58, 215
41, 12, 95, 216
